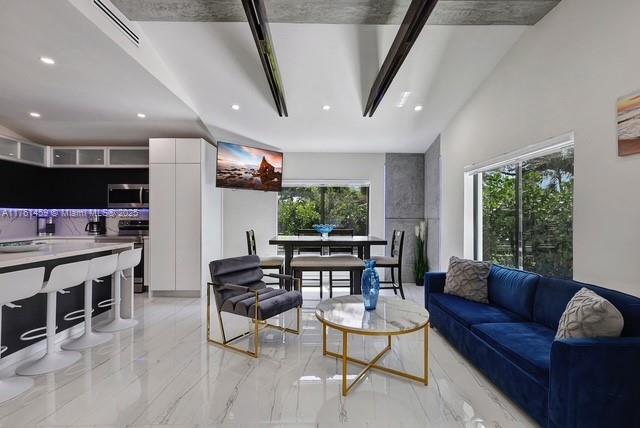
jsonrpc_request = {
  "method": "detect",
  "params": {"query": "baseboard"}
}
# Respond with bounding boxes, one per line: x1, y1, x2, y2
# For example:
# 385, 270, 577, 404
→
150, 290, 202, 298
0, 311, 110, 372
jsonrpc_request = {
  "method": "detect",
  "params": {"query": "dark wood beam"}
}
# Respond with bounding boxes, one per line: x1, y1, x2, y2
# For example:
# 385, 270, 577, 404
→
363, 0, 439, 117
241, 0, 288, 117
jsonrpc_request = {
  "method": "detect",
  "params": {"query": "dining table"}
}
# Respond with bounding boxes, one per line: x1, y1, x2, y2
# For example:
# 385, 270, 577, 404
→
268, 235, 387, 293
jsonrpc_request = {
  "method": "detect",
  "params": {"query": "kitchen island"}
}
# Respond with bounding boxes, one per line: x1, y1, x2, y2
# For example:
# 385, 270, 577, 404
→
0, 239, 135, 359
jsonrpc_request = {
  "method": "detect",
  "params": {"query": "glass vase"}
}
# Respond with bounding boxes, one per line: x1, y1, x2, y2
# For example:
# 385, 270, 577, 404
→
361, 259, 380, 311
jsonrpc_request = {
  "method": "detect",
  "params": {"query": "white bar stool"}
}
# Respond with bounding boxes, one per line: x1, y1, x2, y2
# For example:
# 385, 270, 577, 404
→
0, 267, 45, 403
62, 254, 118, 350
16, 260, 89, 376
95, 248, 140, 332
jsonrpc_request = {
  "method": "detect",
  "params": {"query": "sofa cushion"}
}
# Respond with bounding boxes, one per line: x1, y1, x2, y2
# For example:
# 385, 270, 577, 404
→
556, 287, 624, 339
533, 277, 640, 336
430, 293, 523, 328
471, 322, 555, 385
444, 257, 492, 303
488, 265, 540, 320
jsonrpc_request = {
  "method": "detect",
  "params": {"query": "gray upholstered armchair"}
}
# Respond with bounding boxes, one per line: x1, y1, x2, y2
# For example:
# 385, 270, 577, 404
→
207, 255, 302, 358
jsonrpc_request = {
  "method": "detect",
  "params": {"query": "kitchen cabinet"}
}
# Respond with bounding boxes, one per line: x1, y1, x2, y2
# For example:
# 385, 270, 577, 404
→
20, 143, 46, 165
148, 138, 175, 164
149, 163, 175, 291
52, 149, 77, 166
109, 148, 148, 166
148, 138, 221, 296
78, 149, 106, 166
175, 163, 201, 291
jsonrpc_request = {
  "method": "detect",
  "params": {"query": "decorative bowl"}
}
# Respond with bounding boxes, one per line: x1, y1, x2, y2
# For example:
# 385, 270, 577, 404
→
313, 224, 336, 236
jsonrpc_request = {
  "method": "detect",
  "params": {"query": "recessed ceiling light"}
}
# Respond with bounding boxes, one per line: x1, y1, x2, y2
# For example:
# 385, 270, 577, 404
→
137, 113, 146, 118
322, 105, 331, 111
414, 105, 423, 112
40, 56, 55, 65
396, 91, 412, 108
29, 112, 41, 118
231, 104, 240, 111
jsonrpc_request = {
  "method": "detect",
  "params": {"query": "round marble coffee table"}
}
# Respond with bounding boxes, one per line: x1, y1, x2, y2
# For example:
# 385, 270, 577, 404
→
315, 295, 430, 396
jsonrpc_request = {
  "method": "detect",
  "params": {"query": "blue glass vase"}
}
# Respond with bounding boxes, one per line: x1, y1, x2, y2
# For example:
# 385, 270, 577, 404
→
361, 260, 380, 311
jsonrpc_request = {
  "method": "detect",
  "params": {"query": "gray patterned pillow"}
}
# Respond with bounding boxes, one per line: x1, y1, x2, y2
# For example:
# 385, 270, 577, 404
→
444, 257, 492, 303
556, 288, 624, 339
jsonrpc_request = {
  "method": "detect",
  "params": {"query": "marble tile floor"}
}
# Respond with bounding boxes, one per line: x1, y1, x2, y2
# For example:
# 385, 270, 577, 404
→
0, 281, 537, 428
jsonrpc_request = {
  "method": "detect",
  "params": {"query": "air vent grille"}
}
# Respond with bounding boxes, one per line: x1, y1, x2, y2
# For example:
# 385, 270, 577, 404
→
93, 0, 140, 46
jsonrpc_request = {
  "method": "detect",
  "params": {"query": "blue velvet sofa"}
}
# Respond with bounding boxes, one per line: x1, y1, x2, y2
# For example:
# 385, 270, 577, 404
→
424, 265, 640, 427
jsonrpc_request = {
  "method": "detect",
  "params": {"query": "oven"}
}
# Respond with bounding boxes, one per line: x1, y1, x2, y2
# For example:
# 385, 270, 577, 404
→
108, 184, 149, 208
95, 219, 149, 293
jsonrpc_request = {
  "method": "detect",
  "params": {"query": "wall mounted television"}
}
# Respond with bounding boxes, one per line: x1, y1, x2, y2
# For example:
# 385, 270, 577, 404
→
216, 141, 283, 192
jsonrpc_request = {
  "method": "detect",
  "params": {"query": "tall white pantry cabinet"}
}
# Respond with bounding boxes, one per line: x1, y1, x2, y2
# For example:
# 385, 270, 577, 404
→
149, 138, 222, 296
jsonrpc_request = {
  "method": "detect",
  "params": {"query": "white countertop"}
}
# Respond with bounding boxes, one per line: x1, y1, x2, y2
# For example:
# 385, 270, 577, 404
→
0, 239, 134, 269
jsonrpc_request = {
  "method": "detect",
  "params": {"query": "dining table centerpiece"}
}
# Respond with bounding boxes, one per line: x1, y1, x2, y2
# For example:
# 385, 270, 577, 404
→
313, 224, 336, 240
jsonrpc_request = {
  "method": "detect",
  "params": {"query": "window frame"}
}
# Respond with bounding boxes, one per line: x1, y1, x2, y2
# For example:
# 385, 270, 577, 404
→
277, 180, 371, 236
464, 132, 575, 273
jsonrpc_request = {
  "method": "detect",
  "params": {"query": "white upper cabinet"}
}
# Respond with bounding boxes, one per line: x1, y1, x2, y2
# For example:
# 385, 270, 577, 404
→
20, 143, 46, 165
108, 148, 149, 166
149, 138, 175, 163
78, 148, 106, 166
175, 138, 201, 163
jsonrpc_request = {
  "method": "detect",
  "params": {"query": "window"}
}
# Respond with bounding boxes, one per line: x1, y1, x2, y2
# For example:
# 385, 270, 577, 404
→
472, 139, 574, 278
278, 185, 369, 235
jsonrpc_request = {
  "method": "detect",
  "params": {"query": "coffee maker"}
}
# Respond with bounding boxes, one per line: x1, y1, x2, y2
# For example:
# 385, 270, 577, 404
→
36, 216, 56, 236
85, 215, 106, 235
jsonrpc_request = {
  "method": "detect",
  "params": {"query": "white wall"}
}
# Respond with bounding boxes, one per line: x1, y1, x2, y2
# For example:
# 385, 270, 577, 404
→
440, 0, 640, 295
223, 152, 386, 257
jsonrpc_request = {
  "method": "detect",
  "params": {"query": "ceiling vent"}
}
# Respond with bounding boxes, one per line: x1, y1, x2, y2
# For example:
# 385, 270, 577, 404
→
93, 0, 140, 46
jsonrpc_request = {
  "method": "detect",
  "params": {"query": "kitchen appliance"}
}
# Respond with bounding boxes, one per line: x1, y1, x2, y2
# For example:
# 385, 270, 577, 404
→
96, 219, 148, 293
36, 216, 56, 236
108, 184, 149, 208
85, 215, 106, 235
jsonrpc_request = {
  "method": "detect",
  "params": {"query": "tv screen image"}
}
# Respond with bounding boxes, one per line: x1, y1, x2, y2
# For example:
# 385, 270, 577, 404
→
216, 141, 283, 192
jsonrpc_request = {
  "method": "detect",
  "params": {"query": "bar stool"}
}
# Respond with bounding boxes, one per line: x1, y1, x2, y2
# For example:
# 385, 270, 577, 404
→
95, 248, 140, 332
16, 260, 89, 376
62, 254, 118, 350
0, 267, 45, 403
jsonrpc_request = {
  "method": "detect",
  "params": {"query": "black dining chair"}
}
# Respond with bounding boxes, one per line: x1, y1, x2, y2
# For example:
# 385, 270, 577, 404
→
246, 230, 284, 285
296, 228, 324, 297
372, 230, 405, 299
327, 228, 356, 297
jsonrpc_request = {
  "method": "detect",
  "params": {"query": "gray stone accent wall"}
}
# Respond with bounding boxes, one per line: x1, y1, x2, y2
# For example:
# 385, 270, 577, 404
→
425, 136, 441, 272
384, 153, 425, 283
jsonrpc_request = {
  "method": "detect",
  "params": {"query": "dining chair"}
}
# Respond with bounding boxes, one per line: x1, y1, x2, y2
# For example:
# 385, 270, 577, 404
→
296, 228, 324, 297
372, 230, 405, 299
327, 228, 356, 297
246, 230, 284, 285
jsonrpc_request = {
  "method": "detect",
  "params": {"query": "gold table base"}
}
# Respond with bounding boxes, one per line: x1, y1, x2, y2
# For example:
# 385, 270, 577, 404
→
321, 321, 429, 396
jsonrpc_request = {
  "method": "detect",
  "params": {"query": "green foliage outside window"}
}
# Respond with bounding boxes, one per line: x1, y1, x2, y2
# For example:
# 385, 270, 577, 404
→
481, 148, 574, 278
278, 186, 369, 235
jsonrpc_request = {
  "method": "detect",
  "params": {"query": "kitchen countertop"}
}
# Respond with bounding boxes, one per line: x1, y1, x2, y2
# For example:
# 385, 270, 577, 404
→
0, 239, 134, 269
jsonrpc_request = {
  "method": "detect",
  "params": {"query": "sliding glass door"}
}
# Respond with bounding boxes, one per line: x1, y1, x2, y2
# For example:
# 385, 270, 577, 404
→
278, 185, 369, 235
476, 147, 574, 278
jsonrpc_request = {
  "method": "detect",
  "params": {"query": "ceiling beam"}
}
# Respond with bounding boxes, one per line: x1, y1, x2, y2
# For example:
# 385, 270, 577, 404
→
363, 0, 439, 117
241, 0, 288, 117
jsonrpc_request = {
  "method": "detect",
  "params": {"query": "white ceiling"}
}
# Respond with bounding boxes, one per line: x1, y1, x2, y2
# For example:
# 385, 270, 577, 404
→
0, 0, 527, 152
139, 22, 525, 152
0, 0, 208, 146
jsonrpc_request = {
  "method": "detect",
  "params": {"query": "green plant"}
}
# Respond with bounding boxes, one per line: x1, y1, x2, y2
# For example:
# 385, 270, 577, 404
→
414, 221, 429, 285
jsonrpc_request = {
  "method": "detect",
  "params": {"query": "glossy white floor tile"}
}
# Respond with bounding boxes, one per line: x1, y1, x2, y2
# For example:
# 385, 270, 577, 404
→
0, 281, 537, 428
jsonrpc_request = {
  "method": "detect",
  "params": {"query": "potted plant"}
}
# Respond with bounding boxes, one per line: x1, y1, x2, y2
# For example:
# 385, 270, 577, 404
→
414, 221, 429, 286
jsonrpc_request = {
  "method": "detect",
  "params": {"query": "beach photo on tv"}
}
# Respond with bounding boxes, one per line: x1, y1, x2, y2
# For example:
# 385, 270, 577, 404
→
216, 142, 283, 191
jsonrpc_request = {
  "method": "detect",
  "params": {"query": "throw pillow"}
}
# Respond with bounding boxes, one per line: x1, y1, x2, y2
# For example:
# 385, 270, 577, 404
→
556, 287, 624, 339
444, 257, 492, 303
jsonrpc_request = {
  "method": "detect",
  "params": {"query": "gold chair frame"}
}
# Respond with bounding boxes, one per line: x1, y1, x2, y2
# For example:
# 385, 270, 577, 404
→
207, 275, 301, 358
